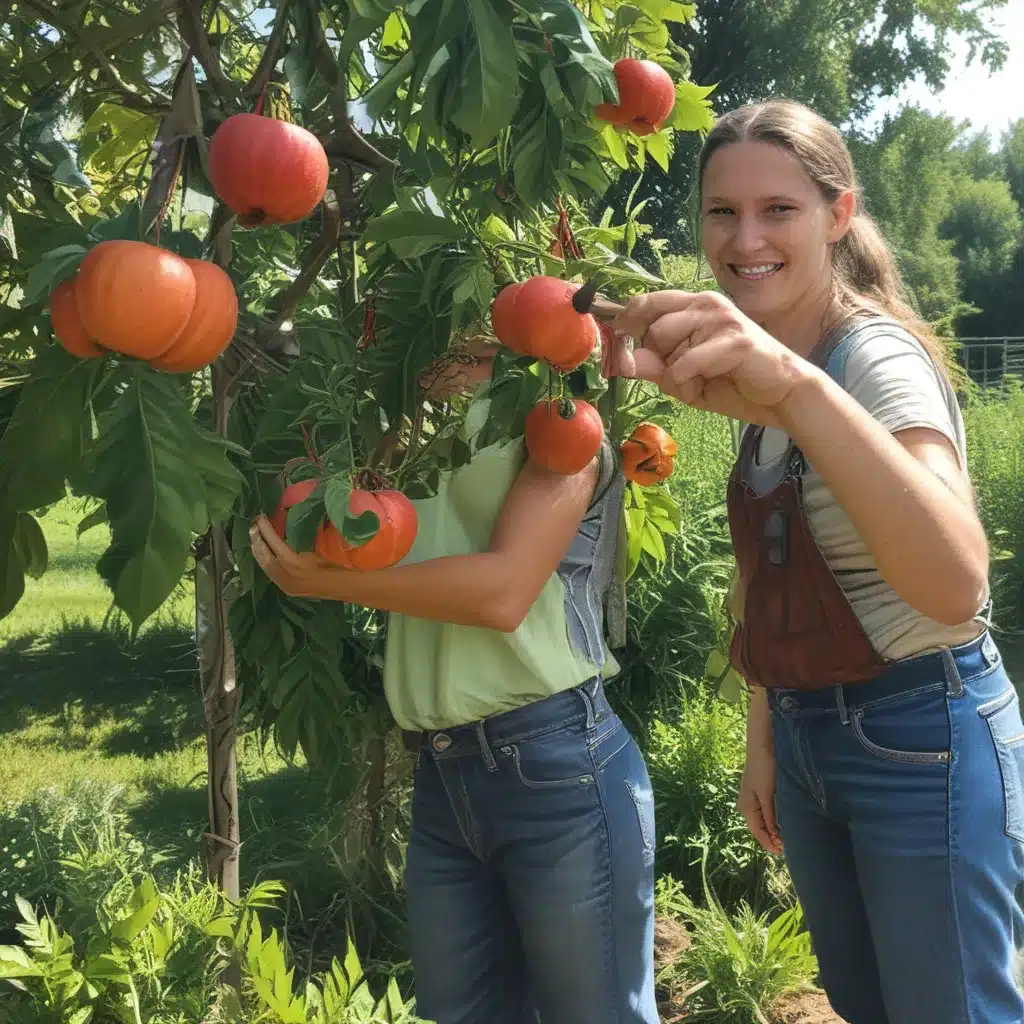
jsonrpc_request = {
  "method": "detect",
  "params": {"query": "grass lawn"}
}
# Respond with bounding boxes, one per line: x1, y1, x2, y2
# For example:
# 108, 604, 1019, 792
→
0, 500, 328, 865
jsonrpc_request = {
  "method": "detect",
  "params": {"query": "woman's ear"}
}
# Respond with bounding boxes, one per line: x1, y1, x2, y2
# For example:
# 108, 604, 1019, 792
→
827, 190, 857, 243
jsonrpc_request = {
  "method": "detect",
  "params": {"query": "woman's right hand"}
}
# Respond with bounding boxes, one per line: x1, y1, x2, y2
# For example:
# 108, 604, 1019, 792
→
738, 743, 783, 856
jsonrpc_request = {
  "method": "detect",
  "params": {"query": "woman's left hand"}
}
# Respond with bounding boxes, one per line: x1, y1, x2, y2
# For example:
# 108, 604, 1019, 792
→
249, 515, 334, 599
609, 290, 813, 426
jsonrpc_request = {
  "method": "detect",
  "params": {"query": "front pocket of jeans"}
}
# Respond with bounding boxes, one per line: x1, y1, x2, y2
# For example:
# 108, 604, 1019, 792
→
851, 699, 952, 765
979, 689, 1024, 843
504, 731, 596, 789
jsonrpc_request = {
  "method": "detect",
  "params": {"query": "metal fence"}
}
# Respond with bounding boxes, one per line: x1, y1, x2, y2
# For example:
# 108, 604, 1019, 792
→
956, 337, 1024, 390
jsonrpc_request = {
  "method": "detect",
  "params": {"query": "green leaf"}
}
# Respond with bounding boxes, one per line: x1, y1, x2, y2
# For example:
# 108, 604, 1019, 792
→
449, 0, 520, 148
513, 103, 562, 205
324, 477, 380, 545
76, 502, 108, 537
24, 244, 89, 304
361, 209, 467, 259
75, 371, 244, 630
0, 207, 16, 260
644, 129, 672, 173
670, 79, 717, 133
0, 347, 100, 513
601, 124, 629, 170
12, 513, 47, 579
0, 514, 26, 620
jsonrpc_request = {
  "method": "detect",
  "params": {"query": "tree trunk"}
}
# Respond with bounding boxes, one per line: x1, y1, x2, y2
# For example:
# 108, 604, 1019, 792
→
196, 366, 241, 990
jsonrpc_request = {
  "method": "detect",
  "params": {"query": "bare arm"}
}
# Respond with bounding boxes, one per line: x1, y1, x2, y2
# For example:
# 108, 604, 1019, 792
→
250, 455, 601, 633
777, 365, 988, 626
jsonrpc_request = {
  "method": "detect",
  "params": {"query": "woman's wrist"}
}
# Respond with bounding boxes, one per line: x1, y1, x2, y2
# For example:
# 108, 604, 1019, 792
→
746, 687, 774, 755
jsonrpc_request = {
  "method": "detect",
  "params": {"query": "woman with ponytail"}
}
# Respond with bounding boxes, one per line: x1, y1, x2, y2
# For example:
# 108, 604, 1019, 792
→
610, 99, 1024, 1023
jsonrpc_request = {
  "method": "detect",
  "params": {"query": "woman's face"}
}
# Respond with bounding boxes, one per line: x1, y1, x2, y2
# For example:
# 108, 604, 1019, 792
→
699, 140, 853, 324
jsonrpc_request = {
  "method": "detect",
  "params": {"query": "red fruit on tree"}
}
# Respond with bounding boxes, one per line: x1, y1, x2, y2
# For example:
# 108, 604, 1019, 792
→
595, 59, 676, 134
314, 486, 418, 571
620, 422, 677, 486
490, 282, 530, 356
271, 478, 319, 538
511, 276, 597, 372
50, 279, 103, 360
150, 260, 239, 373
525, 398, 604, 475
208, 112, 329, 226
75, 240, 197, 359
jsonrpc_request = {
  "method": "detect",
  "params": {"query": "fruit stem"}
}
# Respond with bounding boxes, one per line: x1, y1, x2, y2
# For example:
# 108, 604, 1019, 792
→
557, 397, 576, 420
254, 86, 267, 116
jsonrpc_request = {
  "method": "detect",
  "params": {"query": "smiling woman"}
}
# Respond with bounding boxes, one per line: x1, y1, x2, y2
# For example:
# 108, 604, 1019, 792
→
608, 99, 1024, 1024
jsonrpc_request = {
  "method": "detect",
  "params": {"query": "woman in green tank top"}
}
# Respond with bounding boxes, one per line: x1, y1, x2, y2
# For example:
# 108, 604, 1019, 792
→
250, 337, 659, 1024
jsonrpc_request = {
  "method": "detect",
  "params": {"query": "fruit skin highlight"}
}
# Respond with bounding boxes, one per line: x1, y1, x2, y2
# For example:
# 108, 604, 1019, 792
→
595, 58, 676, 134
208, 112, 329, 226
525, 398, 605, 476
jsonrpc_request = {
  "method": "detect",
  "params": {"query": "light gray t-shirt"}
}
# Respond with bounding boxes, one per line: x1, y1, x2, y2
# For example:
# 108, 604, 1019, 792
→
752, 320, 985, 661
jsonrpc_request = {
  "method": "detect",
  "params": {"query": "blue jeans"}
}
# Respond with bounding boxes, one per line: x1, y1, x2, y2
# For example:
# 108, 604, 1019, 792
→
404, 680, 658, 1024
770, 632, 1024, 1023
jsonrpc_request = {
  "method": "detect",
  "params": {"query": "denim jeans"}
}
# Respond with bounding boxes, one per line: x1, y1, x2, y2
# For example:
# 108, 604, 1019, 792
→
769, 631, 1024, 1023
404, 679, 658, 1024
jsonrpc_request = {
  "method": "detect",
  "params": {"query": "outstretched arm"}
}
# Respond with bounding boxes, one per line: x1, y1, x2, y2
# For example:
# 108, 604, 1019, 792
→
249, 455, 600, 632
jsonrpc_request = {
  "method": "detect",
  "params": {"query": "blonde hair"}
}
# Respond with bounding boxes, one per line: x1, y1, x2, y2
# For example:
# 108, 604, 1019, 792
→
698, 99, 950, 373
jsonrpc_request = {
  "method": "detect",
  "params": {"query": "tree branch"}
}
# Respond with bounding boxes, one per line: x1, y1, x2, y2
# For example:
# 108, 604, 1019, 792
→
177, 0, 234, 99
247, 0, 293, 100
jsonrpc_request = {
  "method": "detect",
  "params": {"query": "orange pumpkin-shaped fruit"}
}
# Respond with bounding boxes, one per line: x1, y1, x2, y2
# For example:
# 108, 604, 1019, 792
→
621, 421, 677, 485
270, 478, 319, 539
525, 398, 604, 476
595, 59, 676, 133
208, 113, 329, 226
50, 278, 103, 360
75, 240, 196, 359
511, 276, 597, 372
314, 487, 418, 571
490, 282, 530, 356
150, 260, 239, 373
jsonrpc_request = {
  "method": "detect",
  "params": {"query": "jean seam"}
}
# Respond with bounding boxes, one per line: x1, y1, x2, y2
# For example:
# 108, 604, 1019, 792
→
624, 779, 654, 857
507, 743, 595, 789
791, 717, 827, 810
945, 697, 973, 1021
586, 741, 621, 1022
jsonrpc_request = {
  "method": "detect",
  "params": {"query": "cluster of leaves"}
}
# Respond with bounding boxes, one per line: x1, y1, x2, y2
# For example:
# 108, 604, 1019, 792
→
0, 868, 420, 1024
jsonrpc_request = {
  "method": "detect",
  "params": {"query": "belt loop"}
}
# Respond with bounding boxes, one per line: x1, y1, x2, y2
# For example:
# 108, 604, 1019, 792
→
943, 648, 964, 698
475, 721, 498, 771
577, 681, 597, 730
835, 685, 850, 726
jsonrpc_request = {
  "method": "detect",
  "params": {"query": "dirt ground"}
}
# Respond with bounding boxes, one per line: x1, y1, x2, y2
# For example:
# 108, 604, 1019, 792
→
653, 915, 846, 1023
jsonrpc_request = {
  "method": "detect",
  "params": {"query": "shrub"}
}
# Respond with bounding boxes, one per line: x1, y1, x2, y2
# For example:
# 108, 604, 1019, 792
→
656, 872, 818, 1024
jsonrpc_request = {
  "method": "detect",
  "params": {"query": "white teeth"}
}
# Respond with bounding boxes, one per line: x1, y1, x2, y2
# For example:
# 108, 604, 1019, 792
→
734, 264, 781, 275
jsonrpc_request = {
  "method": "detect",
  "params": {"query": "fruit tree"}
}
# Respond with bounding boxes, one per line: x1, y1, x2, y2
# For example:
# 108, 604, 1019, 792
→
0, 0, 715, 904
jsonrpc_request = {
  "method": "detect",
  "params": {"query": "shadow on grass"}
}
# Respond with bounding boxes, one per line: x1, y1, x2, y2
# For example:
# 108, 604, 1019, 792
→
0, 618, 203, 754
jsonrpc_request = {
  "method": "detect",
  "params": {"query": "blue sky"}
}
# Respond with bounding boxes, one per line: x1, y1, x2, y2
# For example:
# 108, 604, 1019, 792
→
867, 2, 1024, 141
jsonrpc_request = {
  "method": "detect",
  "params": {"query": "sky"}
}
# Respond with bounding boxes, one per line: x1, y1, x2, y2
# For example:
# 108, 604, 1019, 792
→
867, 2, 1024, 142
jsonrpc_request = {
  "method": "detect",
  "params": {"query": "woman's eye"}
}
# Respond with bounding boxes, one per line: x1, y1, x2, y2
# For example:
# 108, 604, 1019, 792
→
706, 206, 732, 216
767, 204, 795, 214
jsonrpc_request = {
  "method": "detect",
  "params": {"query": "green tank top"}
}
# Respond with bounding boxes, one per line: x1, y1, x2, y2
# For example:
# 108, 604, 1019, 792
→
382, 394, 622, 731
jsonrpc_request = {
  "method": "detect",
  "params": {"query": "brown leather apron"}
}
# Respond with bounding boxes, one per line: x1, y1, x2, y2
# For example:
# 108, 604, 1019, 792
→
726, 329, 887, 691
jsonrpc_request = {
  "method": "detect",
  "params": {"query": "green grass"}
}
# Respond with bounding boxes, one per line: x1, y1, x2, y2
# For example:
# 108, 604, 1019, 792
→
0, 501, 319, 853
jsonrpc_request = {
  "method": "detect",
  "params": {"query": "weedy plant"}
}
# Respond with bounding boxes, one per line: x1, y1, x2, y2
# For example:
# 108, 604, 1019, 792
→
655, 857, 818, 1024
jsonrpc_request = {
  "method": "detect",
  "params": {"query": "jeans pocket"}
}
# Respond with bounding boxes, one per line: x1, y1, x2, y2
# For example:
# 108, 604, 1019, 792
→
979, 688, 1024, 843
849, 687, 952, 765
503, 725, 596, 789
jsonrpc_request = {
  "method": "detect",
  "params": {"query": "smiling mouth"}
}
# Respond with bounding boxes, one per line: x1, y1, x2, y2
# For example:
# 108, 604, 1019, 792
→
729, 263, 783, 281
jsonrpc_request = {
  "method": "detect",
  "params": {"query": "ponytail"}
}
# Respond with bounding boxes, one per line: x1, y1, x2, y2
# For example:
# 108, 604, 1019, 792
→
832, 211, 952, 374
